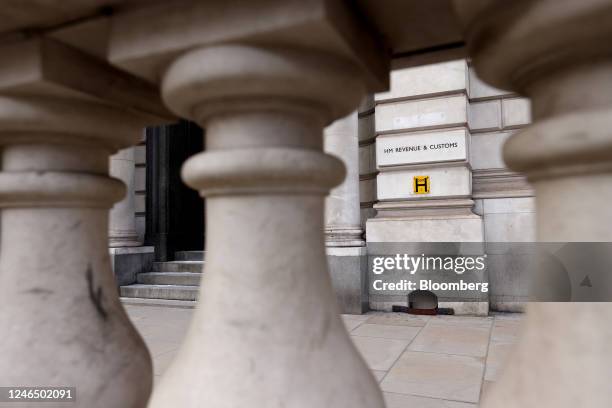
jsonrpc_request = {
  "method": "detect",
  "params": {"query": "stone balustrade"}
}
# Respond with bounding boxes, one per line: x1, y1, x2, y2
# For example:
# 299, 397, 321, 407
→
0, 1, 609, 407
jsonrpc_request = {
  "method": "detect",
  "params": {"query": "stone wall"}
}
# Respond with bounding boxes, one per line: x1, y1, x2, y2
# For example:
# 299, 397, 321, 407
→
358, 96, 377, 229
361, 59, 535, 313
467, 62, 534, 312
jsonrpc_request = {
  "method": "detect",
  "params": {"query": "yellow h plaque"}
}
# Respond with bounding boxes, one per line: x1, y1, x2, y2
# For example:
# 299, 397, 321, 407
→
413, 176, 430, 194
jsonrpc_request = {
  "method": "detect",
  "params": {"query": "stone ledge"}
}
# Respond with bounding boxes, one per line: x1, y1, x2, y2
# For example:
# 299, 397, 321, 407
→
472, 169, 533, 199
109, 245, 154, 255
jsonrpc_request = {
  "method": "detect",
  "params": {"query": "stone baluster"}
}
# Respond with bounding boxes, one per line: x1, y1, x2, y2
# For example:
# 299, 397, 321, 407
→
0, 96, 153, 407
110, 146, 142, 247
0, 38, 163, 407
146, 45, 385, 407
454, 1, 612, 406
325, 111, 364, 247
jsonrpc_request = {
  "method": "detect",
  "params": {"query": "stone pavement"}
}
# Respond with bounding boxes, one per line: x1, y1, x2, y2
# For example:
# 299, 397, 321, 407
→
125, 305, 523, 407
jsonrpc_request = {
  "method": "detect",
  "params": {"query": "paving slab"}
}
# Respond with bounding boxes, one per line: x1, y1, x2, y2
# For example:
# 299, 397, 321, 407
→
384, 392, 476, 408
124, 304, 523, 406
409, 323, 491, 357
365, 312, 430, 327
380, 351, 485, 403
352, 336, 410, 371
352, 323, 422, 341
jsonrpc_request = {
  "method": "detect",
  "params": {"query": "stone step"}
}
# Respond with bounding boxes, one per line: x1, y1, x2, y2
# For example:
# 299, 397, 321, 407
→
152, 261, 204, 273
175, 250, 206, 261
119, 284, 199, 301
137, 272, 201, 286
120, 297, 197, 309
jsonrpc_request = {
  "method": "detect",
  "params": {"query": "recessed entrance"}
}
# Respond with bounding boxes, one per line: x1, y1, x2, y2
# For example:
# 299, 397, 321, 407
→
145, 120, 205, 261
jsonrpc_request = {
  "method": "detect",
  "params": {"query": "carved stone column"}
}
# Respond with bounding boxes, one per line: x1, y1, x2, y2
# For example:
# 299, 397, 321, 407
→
454, 1, 612, 406
147, 44, 384, 407
109, 146, 141, 247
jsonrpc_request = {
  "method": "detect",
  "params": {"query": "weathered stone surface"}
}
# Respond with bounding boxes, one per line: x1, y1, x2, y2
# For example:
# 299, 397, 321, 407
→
325, 112, 364, 247
151, 261, 203, 273
484, 211, 535, 243
375, 60, 468, 102
367, 215, 483, 242
134, 165, 146, 191
359, 94, 375, 113
137, 272, 201, 286
110, 147, 141, 247
174, 250, 206, 261
327, 246, 368, 314
377, 165, 471, 200
469, 100, 501, 132
359, 144, 376, 175
360, 177, 377, 204
135, 144, 146, 164
470, 131, 512, 170
352, 336, 411, 371
359, 113, 376, 142
376, 94, 468, 133
381, 351, 484, 403
352, 323, 421, 341
472, 169, 533, 199
120, 284, 199, 301
110, 245, 155, 286
468, 67, 510, 100
108, 0, 389, 91
501, 98, 531, 128
376, 128, 468, 167
408, 323, 490, 357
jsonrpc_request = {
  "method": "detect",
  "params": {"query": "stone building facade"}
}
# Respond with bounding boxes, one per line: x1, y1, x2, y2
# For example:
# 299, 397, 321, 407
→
114, 59, 535, 315
360, 60, 534, 314
2, 2, 610, 407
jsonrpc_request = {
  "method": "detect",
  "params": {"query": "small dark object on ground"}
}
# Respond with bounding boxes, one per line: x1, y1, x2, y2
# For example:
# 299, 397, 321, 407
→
391, 305, 455, 315
408, 307, 437, 315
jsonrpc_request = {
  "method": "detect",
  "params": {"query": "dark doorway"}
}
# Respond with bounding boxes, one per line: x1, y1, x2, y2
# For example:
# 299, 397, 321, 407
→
144, 120, 205, 261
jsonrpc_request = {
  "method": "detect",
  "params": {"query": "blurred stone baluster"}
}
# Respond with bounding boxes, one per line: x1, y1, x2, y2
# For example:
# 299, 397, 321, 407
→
454, 0, 612, 406
108, 2, 390, 406
0, 37, 171, 407
148, 43, 383, 408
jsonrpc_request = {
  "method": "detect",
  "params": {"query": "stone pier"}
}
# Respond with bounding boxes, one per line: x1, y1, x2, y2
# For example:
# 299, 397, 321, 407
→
110, 146, 141, 247
325, 111, 368, 314
109, 146, 155, 286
